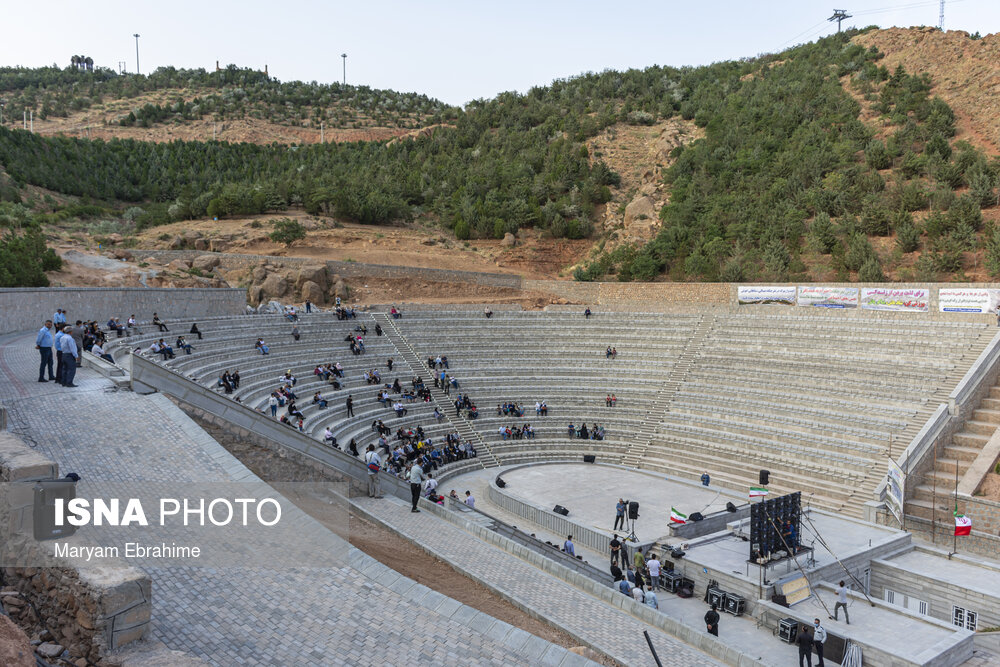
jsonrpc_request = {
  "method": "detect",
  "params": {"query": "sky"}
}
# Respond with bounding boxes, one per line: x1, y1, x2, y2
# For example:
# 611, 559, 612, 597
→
2, 0, 999, 106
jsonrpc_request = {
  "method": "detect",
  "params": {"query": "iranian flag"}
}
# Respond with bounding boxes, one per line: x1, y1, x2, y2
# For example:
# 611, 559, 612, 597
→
954, 513, 972, 536
670, 507, 687, 524
749, 487, 769, 498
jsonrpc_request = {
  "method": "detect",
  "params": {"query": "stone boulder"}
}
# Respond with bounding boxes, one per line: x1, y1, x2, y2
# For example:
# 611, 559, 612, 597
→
624, 195, 657, 227
193, 238, 209, 251
501, 233, 516, 247
332, 279, 347, 298
0, 614, 33, 667
248, 285, 264, 306
301, 280, 324, 304
297, 265, 328, 292
112, 249, 134, 261
169, 235, 184, 250
251, 265, 268, 282
261, 273, 288, 299
167, 259, 192, 272
191, 255, 221, 272
209, 238, 230, 252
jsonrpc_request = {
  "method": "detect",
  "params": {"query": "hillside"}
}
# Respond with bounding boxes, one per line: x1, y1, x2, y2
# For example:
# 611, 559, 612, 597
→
0, 64, 455, 143
2, 29, 1000, 288
853, 28, 1000, 155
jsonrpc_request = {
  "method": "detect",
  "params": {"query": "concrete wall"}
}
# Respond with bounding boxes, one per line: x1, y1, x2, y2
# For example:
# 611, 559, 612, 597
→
0, 432, 152, 661
0, 287, 247, 334
870, 555, 1000, 630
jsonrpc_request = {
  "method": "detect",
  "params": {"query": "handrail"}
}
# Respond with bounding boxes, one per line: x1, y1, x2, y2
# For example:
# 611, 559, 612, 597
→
949, 331, 1000, 414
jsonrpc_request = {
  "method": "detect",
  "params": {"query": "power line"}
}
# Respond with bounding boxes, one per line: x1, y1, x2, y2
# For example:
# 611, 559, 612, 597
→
829, 9, 853, 33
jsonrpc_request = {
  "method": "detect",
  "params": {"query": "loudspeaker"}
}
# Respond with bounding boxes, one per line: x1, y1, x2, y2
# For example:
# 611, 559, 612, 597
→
32, 478, 79, 541
628, 501, 639, 520
583, 455, 596, 463
689, 511, 704, 522
670, 548, 685, 559
726, 502, 738, 513
496, 478, 506, 488
759, 470, 770, 486
553, 505, 569, 516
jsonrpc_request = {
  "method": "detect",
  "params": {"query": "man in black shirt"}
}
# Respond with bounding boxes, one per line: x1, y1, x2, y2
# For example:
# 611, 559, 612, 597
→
797, 624, 814, 667
609, 534, 622, 567
704, 604, 720, 636
610, 563, 623, 582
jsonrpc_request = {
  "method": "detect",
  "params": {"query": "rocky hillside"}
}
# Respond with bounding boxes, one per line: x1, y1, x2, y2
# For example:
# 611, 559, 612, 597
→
853, 28, 1000, 155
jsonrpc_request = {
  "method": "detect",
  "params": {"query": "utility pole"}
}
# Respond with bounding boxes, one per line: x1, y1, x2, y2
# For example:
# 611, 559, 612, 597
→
828, 9, 851, 33
133, 33, 141, 75
320, 121, 324, 144
341, 53, 347, 85
939, 0, 945, 30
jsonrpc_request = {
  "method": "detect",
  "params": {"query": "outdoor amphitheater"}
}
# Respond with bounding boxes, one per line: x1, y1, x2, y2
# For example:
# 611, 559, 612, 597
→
3, 281, 1000, 667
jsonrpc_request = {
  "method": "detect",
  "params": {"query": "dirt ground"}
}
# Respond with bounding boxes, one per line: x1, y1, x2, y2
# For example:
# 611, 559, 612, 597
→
0, 614, 34, 667
976, 472, 1000, 500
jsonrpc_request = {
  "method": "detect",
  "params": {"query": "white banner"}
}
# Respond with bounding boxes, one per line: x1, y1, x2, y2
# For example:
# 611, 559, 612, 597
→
860, 288, 929, 312
886, 458, 905, 526
797, 286, 859, 309
939, 288, 1000, 314
737, 286, 796, 306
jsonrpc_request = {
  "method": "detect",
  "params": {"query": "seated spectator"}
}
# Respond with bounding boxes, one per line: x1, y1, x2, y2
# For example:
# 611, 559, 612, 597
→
153, 313, 169, 332
152, 339, 175, 360
255, 338, 269, 355
189, 322, 202, 339
291, 326, 300, 341
91, 342, 115, 364
128, 315, 139, 333
393, 402, 408, 417
287, 402, 304, 420
585, 307, 591, 318
176, 336, 193, 355
606, 346, 612, 359
375, 323, 383, 336
390, 306, 401, 319
467, 405, 479, 419
348, 439, 360, 456
540, 401, 548, 416
313, 392, 328, 409
279, 370, 296, 386
323, 428, 338, 448
567, 423, 575, 437
484, 307, 493, 318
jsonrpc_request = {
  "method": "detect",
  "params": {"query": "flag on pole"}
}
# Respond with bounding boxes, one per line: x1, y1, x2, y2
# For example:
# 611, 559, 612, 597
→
954, 513, 971, 536
670, 507, 687, 524
749, 487, 769, 498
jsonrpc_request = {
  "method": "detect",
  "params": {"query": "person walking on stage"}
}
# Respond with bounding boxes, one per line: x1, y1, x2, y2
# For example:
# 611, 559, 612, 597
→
408, 463, 425, 513
609, 534, 622, 567
832, 581, 850, 624
704, 604, 720, 637
614, 498, 626, 531
812, 618, 827, 667
364, 445, 383, 498
796, 624, 814, 667
35, 319, 55, 382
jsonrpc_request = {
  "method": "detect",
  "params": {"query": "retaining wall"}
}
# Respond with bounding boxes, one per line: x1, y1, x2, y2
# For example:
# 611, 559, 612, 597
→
0, 287, 246, 335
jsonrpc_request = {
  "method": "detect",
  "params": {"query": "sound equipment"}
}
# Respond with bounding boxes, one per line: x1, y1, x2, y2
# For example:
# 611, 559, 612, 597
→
759, 469, 770, 486
771, 593, 789, 607
723, 592, 745, 616
553, 505, 569, 516
676, 579, 695, 598
662, 570, 684, 593
496, 478, 506, 488
628, 501, 639, 520
32, 478, 79, 541
748, 491, 801, 561
583, 454, 596, 463
778, 617, 799, 644
689, 511, 704, 522
707, 587, 725, 608
726, 501, 738, 513
670, 548, 686, 559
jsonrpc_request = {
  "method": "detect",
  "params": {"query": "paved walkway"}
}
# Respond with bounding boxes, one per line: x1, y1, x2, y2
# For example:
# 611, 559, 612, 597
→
354, 494, 723, 667
0, 331, 594, 666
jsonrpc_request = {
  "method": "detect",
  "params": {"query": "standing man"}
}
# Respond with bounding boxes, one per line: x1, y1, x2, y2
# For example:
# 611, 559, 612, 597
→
305, 300, 312, 314
832, 581, 850, 624
53, 309, 66, 326
464, 490, 475, 509
701, 471, 711, 486
704, 604, 720, 637
35, 319, 54, 382
346, 394, 354, 417
563, 535, 575, 557
408, 463, 425, 513
796, 624, 814, 667
614, 498, 626, 531
364, 445, 383, 498
59, 326, 79, 387
54, 325, 66, 385
646, 553, 661, 590
633, 546, 645, 574
812, 618, 827, 667
609, 534, 622, 567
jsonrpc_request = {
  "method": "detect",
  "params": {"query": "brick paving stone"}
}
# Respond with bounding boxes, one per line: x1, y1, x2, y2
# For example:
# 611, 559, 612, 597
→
0, 330, 599, 666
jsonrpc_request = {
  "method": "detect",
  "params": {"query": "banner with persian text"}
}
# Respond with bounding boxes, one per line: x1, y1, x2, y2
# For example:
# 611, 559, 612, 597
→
737, 286, 796, 306
797, 286, 859, 308
859, 288, 929, 312
938, 288, 1000, 313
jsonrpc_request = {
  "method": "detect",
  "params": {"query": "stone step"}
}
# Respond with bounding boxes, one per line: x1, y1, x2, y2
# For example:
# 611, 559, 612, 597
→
961, 420, 998, 436
942, 444, 983, 463
980, 397, 1000, 410
953, 431, 990, 449
972, 408, 1000, 425
925, 463, 968, 482
990, 386, 1000, 400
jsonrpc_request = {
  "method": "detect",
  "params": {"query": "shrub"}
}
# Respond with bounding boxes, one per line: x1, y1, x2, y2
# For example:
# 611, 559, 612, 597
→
865, 140, 890, 170
268, 218, 306, 245
844, 234, 875, 271
895, 219, 920, 253
454, 219, 470, 240
858, 256, 886, 282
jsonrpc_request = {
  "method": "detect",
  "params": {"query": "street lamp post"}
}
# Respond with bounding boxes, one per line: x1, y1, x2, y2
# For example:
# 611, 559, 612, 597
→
133, 34, 141, 75
341, 53, 347, 85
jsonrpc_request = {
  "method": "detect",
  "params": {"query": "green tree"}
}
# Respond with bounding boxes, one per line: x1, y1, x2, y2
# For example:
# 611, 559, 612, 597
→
268, 218, 306, 245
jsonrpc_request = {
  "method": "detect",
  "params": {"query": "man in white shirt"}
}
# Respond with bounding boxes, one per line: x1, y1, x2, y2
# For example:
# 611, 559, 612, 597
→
424, 474, 438, 498
812, 618, 827, 667
408, 463, 425, 513
364, 445, 383, 498
631, 585, 645, 604
91, 342, 114, 364
646, 554, 662, 590
833, 581, 849, 624
645, 589, 658, 609
59, 327, 80, 387
464, 491, 475, 509
323, 428, 336, 445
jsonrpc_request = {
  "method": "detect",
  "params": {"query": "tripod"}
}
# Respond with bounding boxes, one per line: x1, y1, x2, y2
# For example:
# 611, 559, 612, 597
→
625, 516, 639, 543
